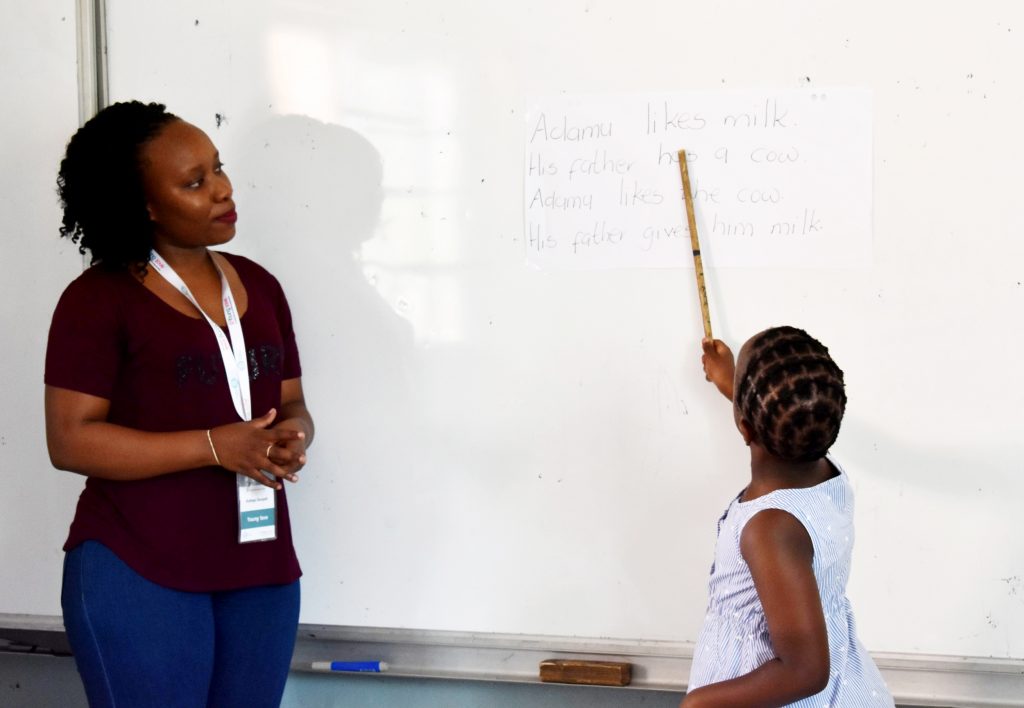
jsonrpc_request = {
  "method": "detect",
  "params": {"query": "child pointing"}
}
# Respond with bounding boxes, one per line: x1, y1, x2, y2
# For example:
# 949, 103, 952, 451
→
682, 328, 894, 707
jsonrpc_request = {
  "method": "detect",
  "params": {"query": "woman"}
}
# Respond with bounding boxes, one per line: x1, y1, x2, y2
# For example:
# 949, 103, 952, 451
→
46, 101, 313, 707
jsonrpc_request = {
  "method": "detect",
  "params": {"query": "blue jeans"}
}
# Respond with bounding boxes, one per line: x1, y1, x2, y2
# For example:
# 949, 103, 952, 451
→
62, 541, 300, 708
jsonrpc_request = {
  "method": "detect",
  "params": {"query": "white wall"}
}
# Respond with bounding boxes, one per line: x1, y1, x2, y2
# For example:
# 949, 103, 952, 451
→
0, 0, 84, 616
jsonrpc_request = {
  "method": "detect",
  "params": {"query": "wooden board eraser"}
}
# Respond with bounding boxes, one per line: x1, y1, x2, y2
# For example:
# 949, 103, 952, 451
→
539, 659, 632, 686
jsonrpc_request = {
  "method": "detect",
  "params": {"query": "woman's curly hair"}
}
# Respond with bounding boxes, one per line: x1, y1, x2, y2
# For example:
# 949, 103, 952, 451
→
57, 101, 179, 271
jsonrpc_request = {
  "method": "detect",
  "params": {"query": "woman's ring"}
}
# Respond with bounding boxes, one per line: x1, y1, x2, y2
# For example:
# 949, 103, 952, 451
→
265, 444, 273, 459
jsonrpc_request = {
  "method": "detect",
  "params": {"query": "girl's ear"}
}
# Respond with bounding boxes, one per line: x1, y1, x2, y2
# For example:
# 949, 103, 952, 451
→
738, 418, 755, 447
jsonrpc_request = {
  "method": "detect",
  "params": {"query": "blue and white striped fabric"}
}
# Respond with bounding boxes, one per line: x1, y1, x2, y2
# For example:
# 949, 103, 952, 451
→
687, 457, 894, 706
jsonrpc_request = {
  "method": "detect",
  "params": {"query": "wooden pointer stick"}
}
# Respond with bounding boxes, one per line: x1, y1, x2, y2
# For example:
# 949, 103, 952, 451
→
677, 149, 713, 339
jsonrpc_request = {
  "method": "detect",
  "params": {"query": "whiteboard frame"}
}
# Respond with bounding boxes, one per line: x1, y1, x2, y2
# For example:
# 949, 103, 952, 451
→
74, 0, 107, 123
2, 615, 1022, 706
291, 625, 1024, 707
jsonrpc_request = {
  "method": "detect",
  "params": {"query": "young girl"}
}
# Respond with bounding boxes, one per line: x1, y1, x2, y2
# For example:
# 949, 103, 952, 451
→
682, 327, 894, 707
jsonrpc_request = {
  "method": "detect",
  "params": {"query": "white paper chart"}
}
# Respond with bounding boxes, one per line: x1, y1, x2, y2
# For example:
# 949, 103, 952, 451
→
524, 89, 872, 269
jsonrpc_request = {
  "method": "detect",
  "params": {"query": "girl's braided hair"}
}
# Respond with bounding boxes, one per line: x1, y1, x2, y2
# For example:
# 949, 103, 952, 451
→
735, 326, 847, 462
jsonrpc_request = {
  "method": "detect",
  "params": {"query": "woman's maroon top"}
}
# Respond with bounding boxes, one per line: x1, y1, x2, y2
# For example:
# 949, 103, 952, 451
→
45, 252, 302, 591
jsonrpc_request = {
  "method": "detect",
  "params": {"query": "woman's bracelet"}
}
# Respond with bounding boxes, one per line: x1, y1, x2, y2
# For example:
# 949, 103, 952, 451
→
206, 429, 222, 467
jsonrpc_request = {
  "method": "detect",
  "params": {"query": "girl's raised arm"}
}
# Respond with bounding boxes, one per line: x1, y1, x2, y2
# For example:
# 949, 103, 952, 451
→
700, 338, 735, 401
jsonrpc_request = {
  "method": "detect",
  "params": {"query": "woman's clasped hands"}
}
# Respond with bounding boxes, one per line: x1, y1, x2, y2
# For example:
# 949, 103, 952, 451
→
208, 408, 307, 489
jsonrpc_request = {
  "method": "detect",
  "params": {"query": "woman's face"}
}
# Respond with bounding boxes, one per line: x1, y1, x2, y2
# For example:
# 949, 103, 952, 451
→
140, 119, 237, 251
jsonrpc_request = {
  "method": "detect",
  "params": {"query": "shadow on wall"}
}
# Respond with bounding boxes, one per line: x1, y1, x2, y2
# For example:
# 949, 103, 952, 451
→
231, 113, 418, 454
229, 114, 450, 626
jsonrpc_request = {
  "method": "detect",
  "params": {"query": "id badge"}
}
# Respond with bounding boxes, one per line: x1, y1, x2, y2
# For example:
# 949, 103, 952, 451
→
237, 474, 277, 543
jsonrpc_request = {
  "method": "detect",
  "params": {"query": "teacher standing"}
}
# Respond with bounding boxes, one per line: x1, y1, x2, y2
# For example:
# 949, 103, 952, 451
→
45, 101, 314, 707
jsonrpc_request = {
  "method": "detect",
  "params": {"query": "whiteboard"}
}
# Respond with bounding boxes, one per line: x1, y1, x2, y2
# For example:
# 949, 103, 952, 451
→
8, 0, 1022, 662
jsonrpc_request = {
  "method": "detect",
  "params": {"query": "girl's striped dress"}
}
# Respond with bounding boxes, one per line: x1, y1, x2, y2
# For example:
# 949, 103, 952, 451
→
687, 458, 895, 707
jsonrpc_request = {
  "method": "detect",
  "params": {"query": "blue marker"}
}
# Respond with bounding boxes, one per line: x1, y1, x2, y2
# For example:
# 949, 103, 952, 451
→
311, 661, 388, 673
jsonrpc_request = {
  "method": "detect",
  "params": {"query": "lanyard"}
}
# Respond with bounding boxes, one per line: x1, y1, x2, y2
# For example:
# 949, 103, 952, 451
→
149, 250, 275, 544
149, 250, 252, 422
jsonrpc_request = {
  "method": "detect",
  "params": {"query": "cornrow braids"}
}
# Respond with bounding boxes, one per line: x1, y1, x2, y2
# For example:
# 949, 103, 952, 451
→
56, 101, 179, 272
735, 326, 847, 462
